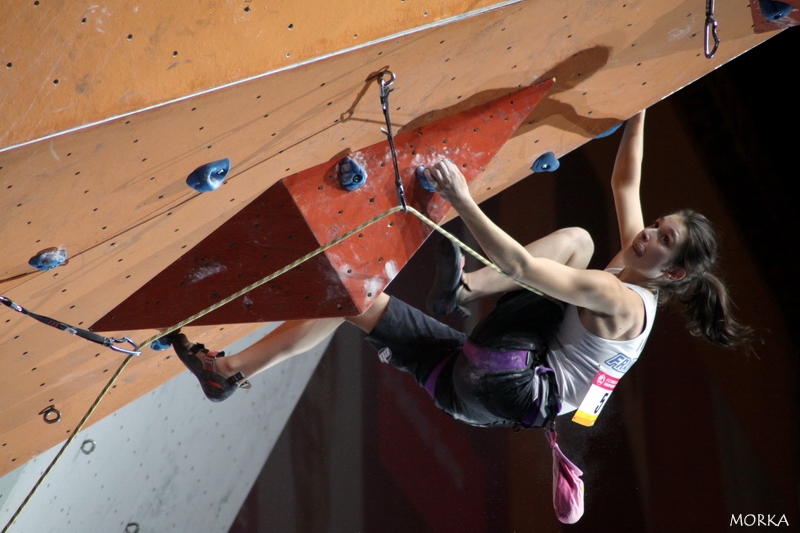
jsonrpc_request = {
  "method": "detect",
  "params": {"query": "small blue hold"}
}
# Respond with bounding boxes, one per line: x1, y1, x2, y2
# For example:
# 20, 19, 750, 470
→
29, 248, 68, 271
595, 122, 622, 139
415, 166, 436, 192
186, 158, 231, 193
338, 157, 367, 191
759, 0, 792, 20
531, 152, 560, 173
150, 337, 172, 351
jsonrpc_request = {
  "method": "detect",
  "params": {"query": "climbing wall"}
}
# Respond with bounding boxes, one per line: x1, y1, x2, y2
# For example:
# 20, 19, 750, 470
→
0, 0, 512, 149
0, 325, 332, 533
91, 81, 552, 330
0, 0, 787, 498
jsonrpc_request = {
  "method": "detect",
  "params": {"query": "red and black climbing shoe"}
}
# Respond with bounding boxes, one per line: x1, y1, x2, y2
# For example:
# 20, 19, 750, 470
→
167, 331, 251, 402
425, 238, 471, 317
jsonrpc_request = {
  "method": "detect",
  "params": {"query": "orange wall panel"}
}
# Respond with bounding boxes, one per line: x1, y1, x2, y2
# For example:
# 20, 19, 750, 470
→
0, 0, 782, 480
0, 0, 512, 149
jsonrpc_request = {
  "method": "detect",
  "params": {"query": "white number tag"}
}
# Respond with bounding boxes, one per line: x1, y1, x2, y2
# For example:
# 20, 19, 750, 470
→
572, 370, 618, 427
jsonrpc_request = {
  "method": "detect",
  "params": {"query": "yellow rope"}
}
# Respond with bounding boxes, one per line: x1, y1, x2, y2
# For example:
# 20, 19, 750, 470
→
1, 355, 135, 533
3, 204, 535, 532
4, 205, 404, 531
406, 206, 544, 297
136, 205, 407, 348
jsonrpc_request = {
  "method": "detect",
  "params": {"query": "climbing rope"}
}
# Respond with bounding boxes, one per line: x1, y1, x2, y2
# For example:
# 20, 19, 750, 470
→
1, 355, 136, 533
136, 205, 543, 350
3, 70, 540, 531
2, 200, 543, 532
136, 205, 407, 348
406, 206, 543, 297
0, 204, 394, 532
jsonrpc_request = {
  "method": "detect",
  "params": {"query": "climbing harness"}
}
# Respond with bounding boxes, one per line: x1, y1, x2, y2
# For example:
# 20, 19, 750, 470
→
704, 0, 720, 59
0, 296, 141, 356
377, 71, 408, 213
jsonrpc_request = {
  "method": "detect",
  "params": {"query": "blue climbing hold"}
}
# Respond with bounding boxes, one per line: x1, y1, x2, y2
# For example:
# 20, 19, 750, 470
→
186, 158, 231, 193
337, 157, 367, 191
595, 122, 622, 139
29, 248, 68, 271
531, 152, 560, 173
759, 0, 792, 20
150, 337, 172, 351
415, 166, 436, 192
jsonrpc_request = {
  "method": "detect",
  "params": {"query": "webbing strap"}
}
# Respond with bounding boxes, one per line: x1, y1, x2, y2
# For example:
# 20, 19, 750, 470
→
0, 296, 140, 356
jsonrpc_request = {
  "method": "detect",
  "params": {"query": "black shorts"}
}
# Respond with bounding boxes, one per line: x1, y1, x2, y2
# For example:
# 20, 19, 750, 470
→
365, 293, 564, 428
364, 296, 466, 390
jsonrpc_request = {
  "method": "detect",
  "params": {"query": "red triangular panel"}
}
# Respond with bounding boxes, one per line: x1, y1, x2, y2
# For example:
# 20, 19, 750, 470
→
92, 80, 553, 331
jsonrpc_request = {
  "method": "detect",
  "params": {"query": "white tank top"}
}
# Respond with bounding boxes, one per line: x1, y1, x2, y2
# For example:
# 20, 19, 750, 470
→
547, 273, 657, 414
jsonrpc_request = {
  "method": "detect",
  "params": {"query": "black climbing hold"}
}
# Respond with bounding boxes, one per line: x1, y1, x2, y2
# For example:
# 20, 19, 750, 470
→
151, 337, 172, 351
595, 122, 622, 139
186, 158, 231, 192
415, 166, 436, 192
759, 0, 792, 20
531, 152, 560, 173
29, 248, 68, 271
337, 157, 367, 191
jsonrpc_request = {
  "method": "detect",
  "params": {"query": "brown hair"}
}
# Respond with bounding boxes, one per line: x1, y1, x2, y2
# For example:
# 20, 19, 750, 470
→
657, 209, 756, 353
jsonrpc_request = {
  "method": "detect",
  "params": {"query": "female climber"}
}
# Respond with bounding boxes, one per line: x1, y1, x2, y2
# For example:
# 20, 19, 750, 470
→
167, 109, 754, 431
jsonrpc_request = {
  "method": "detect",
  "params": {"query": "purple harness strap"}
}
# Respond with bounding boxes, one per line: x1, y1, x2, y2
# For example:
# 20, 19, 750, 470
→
462, 341, 531, 371
425, 342, 532, 399
463, 341, 555, 427
520, 365, 556, 427
424, 342, 558, 428
424, 351, 456, 398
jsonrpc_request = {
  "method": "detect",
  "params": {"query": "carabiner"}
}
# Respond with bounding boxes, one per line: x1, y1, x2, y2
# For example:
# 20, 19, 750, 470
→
704, 0, 720, 59
377, 70, 396, 92
0, 295, 23, 313
375, 70, 408, 212
107, 336, 142, 356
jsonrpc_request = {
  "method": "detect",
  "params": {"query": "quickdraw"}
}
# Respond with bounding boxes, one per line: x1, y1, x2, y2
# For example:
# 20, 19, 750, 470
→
704, 0, 720, 59
376, 70, 408, 213
0, 295, 141, 356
